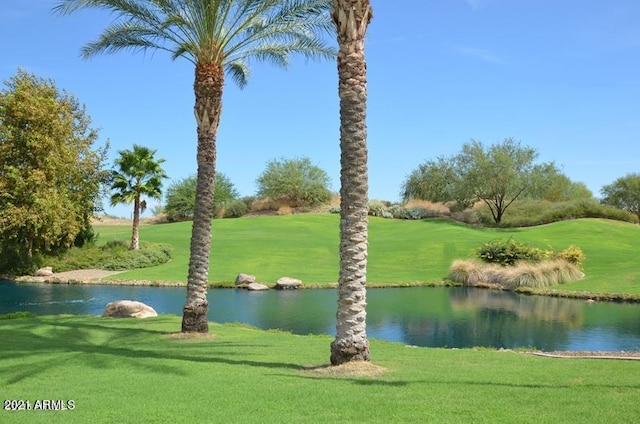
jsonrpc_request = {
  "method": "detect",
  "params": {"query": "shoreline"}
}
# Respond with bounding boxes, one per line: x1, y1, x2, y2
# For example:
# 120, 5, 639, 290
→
6, 270, 640, 303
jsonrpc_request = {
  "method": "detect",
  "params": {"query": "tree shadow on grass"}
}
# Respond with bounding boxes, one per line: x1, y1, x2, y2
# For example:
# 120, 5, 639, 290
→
0, 315, 302, 385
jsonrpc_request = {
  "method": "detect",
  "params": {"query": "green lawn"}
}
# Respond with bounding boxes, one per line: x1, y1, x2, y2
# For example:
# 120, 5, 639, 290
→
95, 215, 640, 294
1, 314, 639, 423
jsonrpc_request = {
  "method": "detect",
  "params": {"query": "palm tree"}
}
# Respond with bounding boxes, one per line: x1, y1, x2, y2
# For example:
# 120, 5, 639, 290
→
330, 0, 372, 365
110, 144, 167, 250
54, 0, 334, 333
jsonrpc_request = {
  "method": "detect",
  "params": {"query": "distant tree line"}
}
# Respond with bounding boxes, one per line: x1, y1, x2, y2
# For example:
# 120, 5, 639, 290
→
401, 138, 593, 224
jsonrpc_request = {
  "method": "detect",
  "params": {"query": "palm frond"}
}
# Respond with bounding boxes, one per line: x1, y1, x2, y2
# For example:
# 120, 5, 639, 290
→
54, 0, 336, 86
225, 60, 250, 88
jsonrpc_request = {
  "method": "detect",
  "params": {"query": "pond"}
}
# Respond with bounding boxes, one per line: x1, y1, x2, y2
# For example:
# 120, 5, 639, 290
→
2, 280, 640, 352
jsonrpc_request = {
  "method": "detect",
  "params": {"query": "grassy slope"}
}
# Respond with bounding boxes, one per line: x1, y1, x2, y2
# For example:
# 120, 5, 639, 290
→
1, 315, 639, 423
95, 216, 640, 294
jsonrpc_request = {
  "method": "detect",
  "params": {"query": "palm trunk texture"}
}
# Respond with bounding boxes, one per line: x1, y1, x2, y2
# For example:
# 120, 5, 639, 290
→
181, 62, 223, 333
330, 0, 373, 365
130, 195, 140, 250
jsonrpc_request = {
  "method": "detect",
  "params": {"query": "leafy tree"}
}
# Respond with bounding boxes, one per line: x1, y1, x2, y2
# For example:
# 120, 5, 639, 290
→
0, 69, 108, 272
330, 0, 372, 365
401, 156, 475, 209
111, 145, 167, 250
601, 173, 640, 222
164, 173, 239, 222
256, 157, 331, 207
403, 138, 564, 224
56, 0, 334, 333
527, 162, 593, 202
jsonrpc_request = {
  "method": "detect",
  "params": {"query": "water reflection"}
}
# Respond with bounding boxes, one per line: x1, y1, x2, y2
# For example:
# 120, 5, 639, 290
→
1, 281, 640, 351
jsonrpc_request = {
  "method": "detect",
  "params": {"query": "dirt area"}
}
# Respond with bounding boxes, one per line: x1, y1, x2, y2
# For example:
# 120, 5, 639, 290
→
91, 216, 154, 226
16, 269, 124, 284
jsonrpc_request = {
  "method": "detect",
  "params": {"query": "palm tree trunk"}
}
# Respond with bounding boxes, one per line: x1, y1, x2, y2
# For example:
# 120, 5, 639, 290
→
330, 0, 373, 365
131, 195, 140, 250
181, 62, 224, 333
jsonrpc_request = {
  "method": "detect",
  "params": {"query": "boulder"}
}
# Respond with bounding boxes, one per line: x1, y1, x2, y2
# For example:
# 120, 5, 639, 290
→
275, 277, 302, 290
103, 300, 158, 318
235, 273, 256, 286
246, 282, 269, 291
35, 267, 54, 277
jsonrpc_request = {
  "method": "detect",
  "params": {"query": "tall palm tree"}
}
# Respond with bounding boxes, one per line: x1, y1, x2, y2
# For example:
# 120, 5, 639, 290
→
54, 0, 334, 332
330, 0, 372, 365
111, 144, 167, 250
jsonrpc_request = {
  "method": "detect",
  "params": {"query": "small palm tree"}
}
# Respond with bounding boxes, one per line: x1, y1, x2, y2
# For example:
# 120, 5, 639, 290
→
110, 144, 167, 250
55, 0, 335, 332
330, 0, 372, 365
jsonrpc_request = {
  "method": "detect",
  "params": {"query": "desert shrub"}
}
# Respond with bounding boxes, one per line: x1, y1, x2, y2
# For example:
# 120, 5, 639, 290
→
46, 242, 172, 272
473, 199, 638, 227
408, 207, 439, 219
404, 199, 450, 215
368, 200, 388, 217
387, 205, 408, 219
0, 311, 37, 320
451, 210, 481, 225
553, 245, 585, 268
385, 205, 438, 220
477, 238, 547, 266
277, 205, 293, 215
223, 199, 249, 218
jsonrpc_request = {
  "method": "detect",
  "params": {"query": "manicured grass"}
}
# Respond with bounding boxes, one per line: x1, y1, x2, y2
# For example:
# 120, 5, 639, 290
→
94, 215, 640, 295
96, 214, 640, 294
1, 315, 639, 423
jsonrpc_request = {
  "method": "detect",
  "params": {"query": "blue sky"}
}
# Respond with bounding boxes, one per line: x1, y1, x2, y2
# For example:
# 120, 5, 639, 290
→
2, 0, 639, 218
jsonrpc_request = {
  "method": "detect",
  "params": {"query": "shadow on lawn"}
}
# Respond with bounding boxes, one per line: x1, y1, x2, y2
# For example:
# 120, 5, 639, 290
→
0, 315, 301, 385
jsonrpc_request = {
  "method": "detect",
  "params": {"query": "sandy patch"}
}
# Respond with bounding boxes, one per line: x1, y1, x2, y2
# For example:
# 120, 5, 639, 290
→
15, 269, 123, 284
164, 332, 218, 340
301, 361, 387, 378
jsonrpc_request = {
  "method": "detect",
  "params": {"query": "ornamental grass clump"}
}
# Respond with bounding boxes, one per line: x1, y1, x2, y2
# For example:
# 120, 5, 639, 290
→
448, 260, 503, 286
501, 262, 546, 289
450, 239, 585, 290
448, 260, 484, 285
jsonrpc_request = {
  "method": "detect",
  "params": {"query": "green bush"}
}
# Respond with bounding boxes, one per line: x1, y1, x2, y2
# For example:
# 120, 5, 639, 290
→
368, 200, 387, 217
385, 204, 442, 220
45, 242, 173, 272
477, 238, 546, 266
0, 311, 37, 320
223, 199, 249, 218
553, 245, 585, 268
476, 239, 585, 272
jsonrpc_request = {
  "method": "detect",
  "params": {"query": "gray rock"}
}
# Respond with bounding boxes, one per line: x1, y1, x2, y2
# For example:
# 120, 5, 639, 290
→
103, 300, 158, 318
35, 267, 54, 277
235, 273, 256, 286
275, 277, 302, 290
246, 282, 269, 291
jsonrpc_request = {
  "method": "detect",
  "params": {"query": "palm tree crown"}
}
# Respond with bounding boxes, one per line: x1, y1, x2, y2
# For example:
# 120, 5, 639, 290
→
54, 0, 335, 85
111, 144, 167, 249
